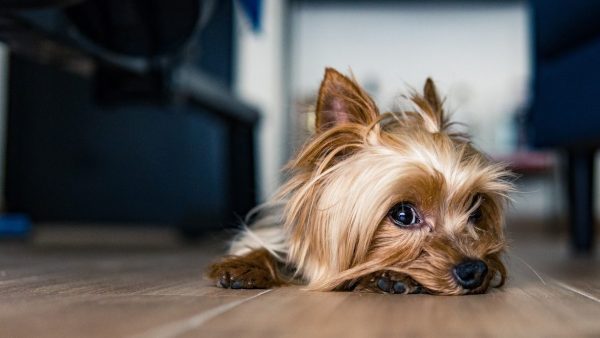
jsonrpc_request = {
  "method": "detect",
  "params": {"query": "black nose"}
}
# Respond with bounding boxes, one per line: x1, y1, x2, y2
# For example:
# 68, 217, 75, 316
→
452, 260, 488, 289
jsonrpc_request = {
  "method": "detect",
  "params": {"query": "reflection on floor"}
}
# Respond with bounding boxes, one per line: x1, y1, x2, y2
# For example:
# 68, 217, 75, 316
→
0, 223, 598, 337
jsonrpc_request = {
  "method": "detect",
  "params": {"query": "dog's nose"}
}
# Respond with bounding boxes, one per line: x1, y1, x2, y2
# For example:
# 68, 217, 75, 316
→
452, 260, 488, 289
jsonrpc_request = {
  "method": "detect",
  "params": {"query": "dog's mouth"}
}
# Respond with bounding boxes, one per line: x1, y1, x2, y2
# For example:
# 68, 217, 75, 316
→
455, 266, 505, 295
465, 256, 507, 295
436, 256, 506, 295
470, 267, 506, 294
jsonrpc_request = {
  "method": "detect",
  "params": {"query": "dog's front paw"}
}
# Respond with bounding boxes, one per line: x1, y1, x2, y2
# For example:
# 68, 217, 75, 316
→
208, 249, 282, 289
353, 271, 423, 294
211, 264, 271, 289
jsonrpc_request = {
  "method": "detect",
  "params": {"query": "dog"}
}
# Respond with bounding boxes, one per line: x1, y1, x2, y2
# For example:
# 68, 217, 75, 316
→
209, 68, 512, 295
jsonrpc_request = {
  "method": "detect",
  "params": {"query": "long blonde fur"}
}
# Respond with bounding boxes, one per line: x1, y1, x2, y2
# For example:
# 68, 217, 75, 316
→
227, 68, 513, 295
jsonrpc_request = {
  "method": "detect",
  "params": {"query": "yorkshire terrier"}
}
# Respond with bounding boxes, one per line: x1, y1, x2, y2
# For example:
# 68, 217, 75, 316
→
209, 68, 512, 295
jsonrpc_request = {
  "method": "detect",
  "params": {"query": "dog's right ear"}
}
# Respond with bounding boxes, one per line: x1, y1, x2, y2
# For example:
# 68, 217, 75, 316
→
315, 68, 379, 132
423, 78, 442, 114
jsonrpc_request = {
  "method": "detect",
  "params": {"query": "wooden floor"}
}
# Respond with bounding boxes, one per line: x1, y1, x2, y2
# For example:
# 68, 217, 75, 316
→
0, 228, 599, 337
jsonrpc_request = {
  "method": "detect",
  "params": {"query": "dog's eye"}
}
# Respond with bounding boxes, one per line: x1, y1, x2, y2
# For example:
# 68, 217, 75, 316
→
389, 202, 421, 227
469, 207, 482, 223
468, 196, 483, 223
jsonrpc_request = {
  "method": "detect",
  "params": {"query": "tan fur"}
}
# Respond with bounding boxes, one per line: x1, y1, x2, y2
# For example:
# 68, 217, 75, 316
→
211, 67, 513, 295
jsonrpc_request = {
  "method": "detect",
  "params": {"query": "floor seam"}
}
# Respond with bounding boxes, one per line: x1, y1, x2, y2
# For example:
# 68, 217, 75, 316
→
131, 289, 272, 338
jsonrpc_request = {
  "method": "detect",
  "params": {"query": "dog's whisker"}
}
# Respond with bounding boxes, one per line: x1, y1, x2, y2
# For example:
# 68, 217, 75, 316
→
511, 253, 547, 285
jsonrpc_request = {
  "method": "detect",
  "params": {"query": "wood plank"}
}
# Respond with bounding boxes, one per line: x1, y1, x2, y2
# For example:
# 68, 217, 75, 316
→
184, 256, 600, 338
0, 244, 266, 338
0, 291, 266, 338
0, 233, 599, 338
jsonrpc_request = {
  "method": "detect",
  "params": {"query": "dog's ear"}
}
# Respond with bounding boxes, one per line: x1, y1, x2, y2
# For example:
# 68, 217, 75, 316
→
412, 78, 446, 132
315, 68, 379, 132
424, 78, 442, 113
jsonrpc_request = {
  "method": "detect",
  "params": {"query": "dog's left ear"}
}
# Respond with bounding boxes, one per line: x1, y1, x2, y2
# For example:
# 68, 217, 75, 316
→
414, 78, 446, 132
315, 68, 379, 132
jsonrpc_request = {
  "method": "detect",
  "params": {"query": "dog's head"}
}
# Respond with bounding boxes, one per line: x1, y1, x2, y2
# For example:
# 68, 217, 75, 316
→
281, 68, 512, 295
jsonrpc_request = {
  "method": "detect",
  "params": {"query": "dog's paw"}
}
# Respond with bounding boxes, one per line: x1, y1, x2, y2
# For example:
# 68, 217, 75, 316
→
352, 271, 424, 294
208, 250, 282, 289
210, 261, 277, 289
211, 267, 274, 289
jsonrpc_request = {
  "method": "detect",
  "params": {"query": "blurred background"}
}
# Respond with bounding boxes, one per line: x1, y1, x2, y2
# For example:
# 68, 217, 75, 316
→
0, 0, 597, 254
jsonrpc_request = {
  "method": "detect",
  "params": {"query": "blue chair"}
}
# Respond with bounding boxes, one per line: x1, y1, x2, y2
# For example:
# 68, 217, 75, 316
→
528, 0, 600, 253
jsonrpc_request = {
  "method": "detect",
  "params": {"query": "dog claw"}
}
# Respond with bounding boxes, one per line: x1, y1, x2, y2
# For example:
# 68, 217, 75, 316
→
217, 274, 231, 288
210, 260, 279, 290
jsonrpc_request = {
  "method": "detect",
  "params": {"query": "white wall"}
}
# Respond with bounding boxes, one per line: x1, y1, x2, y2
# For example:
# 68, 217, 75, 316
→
235, 1, 531, 200
234, 0, 286, 201
291, 2, 531, 155
235, 1, 542, 215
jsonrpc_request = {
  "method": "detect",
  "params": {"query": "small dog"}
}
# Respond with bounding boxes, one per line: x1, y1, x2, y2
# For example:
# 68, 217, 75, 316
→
209, 68, 512, 295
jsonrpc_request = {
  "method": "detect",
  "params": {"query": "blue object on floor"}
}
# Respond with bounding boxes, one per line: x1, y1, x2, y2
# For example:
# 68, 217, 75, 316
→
0, 214, 31, 238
